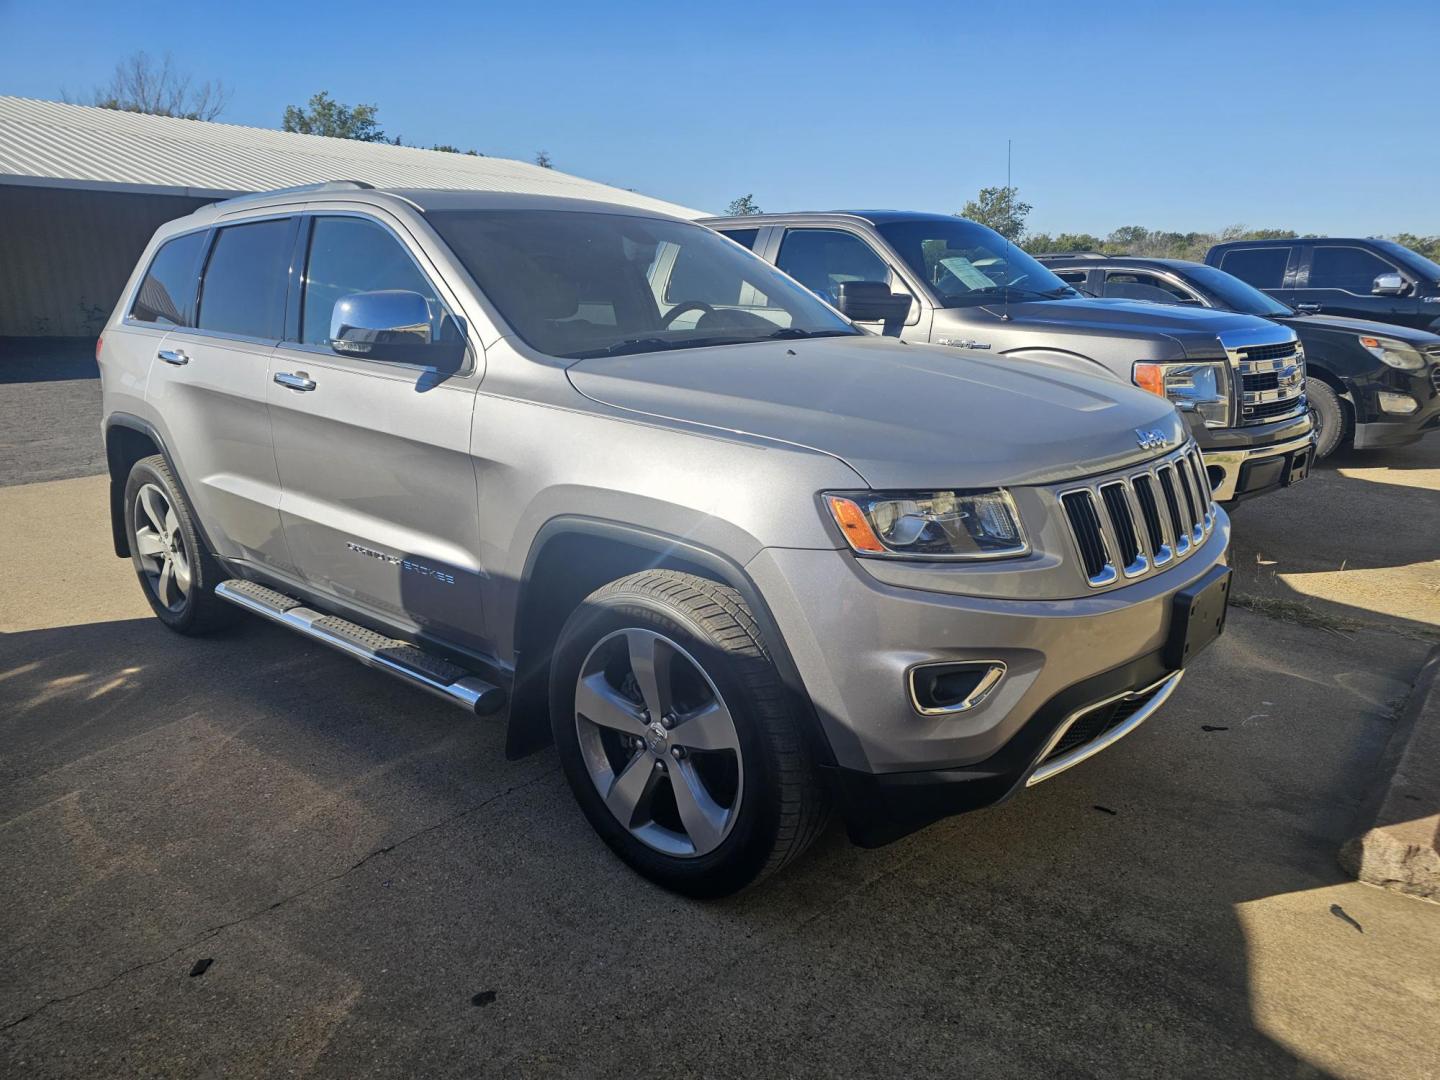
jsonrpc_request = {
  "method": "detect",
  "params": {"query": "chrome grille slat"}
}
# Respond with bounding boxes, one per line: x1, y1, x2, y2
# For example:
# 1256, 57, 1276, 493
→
1228, 338, 1307, 426
1059, 442, 1216, 590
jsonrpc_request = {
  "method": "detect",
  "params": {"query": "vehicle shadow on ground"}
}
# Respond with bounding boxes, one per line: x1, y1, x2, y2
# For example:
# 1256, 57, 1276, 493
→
3, 607, 1398, 1076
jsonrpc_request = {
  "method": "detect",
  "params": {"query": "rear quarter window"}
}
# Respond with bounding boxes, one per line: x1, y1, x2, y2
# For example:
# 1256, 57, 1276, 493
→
130, 231, 207, 326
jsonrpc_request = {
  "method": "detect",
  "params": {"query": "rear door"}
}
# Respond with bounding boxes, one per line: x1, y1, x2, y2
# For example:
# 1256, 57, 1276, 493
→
1214, 245, 1296, 306
265, 209, 487, 653
144, 216, 298, 574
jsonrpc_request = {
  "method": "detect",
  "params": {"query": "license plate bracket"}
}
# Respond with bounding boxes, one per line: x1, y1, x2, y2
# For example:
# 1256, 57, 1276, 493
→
1164, 564, 1232, 670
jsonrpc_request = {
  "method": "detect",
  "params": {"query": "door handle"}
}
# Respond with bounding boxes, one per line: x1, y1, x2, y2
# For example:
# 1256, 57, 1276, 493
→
273, 371, 317, 392
157, 349, 190, 366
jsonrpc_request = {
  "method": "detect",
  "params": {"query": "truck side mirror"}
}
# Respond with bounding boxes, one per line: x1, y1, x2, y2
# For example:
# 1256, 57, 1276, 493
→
836, 281, 910, 337
1372, 272, 1409, 297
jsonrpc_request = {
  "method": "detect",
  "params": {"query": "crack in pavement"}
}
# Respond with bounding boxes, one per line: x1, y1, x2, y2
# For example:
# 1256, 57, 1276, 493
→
0, 767, 559, 1035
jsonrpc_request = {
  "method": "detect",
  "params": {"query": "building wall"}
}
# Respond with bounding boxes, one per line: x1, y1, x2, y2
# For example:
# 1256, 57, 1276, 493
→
0, 186, 210, 337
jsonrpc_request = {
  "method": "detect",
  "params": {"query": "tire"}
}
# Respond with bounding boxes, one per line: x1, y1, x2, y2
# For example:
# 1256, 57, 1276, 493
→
123, 454, 238, 635
1306, 376, 1347, 459
550, 570, 830, 897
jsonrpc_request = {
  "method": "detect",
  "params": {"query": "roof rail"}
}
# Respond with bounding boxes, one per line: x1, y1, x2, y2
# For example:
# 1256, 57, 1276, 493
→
1035, 251, 1106, 260
212, 180, 376, 208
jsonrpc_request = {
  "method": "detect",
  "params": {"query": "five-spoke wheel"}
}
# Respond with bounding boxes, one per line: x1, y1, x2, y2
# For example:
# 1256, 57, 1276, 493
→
575, 627, 743, 858
133, 482, 192, 612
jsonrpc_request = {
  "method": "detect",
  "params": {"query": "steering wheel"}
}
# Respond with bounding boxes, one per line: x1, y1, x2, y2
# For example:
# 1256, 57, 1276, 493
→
660, 300, 715, 328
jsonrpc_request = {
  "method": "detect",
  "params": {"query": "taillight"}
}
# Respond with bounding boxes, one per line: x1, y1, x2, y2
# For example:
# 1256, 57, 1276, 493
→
95, 335, 104, 361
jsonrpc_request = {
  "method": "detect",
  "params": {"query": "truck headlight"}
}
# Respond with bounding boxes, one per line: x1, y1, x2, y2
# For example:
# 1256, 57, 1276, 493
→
824, 489, 1028, 559
1359, 335, 1425, 371
1133, 361, 1231, 428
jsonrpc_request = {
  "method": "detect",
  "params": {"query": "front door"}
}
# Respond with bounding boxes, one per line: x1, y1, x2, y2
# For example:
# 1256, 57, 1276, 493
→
1293, 243, 1422, 328
145, 217, 298, 574
265, 211, 487, 654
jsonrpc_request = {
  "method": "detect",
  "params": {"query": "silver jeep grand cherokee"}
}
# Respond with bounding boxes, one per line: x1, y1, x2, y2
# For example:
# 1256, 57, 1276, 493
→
99, 182, 1232, 896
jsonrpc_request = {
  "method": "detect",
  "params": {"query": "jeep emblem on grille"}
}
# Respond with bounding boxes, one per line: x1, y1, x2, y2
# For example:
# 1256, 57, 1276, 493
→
1135, 428, 1170, 451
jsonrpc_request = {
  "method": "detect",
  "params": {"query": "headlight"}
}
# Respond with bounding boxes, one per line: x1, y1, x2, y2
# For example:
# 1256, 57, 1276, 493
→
1133, 361, 1231, 428
824, 489, 1028, 559
1359, 335, 1425, 371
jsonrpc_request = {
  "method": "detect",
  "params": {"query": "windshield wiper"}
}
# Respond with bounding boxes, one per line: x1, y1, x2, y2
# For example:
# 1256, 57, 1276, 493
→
974, 285, 1075, 301
576, 335, 755, 359
766, 327, 855, 340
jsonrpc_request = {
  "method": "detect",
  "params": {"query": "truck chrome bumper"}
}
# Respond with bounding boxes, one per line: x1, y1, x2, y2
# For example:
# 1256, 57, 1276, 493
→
1202, 431, 1316, 502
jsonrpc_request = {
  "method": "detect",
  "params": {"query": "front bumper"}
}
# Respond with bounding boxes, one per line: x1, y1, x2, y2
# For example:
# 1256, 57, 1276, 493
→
744, 518, 1230, 838
1350, 365, 1440, 448
1201, 430, 1316, 502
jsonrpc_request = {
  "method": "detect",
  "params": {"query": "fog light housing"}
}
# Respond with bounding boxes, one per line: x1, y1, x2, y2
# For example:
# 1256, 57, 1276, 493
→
1377, 391, 1419, 415
909, 661, 1006, 715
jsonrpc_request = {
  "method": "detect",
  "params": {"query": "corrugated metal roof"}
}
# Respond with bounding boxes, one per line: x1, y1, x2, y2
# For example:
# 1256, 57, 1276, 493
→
0, 96, 705, 218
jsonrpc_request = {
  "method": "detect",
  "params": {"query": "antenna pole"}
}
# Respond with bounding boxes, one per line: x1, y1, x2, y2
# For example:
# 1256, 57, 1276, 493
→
1002, 138, 1012, 322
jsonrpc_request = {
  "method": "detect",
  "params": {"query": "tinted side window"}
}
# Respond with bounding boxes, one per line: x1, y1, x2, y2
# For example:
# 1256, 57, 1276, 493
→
301, 217, 443, 345
1103, 271, 1196, 305
196, 219, 295, 339
718, 228, 759, 251
776, 229, 891, 305
130, 231, 206, 326
1308, 246, 1397, 293
664, 242, 770, 307
1219, 247, 1290, 288
1053, 269, 1089, 285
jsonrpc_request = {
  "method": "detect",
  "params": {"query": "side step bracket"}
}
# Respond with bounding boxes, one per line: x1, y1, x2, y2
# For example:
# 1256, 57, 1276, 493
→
215, 579, 506, 716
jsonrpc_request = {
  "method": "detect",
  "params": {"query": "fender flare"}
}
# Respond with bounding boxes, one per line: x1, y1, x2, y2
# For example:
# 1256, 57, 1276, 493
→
508, 515, 836, 767
103, 413, 219, 560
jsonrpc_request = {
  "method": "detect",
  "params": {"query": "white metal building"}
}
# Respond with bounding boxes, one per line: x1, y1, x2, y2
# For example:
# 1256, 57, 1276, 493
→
0, 96, 704, 338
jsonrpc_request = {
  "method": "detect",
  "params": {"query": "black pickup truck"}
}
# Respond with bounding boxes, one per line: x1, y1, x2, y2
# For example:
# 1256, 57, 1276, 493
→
1039, 254, 1440, 458
1205, 237, 1440, 334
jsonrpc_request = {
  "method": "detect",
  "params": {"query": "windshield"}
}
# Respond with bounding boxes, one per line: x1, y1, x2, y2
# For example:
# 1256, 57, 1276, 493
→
427, 210, 859, 359
1373, 239, 1440, 284
1182, 264, 1292, 317
875, 218, 1079, 308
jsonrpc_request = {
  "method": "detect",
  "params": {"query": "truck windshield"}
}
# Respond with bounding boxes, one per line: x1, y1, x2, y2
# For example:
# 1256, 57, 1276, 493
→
427, 209, 859, 359
1182, 264, 1293, 317
875, 218, 1079, 308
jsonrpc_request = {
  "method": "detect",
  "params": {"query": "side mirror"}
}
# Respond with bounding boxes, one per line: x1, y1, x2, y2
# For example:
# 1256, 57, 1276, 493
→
1372, 272, 1409, 297
330, 290, 465, 369
836, 281, 910, 337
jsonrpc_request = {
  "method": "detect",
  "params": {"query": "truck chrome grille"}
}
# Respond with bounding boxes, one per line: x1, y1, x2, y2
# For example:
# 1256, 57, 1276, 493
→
1060, 442, 1216, 589
1228, 339, 1307, 426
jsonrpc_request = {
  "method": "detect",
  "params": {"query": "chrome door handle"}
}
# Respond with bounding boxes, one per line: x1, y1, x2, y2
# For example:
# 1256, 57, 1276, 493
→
157, 349, 189, 366
273, 371, 317, 392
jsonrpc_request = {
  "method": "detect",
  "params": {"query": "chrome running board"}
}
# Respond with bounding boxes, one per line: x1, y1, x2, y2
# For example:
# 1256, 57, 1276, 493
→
1026, 670, 1185, 787
215, 579, 506, 716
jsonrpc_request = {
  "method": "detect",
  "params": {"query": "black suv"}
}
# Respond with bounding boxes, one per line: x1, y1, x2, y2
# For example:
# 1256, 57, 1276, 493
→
1039, 254, 1440, 458
1206, 238, 1440, 334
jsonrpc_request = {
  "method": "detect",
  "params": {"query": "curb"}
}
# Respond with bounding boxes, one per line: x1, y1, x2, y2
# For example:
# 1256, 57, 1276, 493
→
1338, 644, 1440, 900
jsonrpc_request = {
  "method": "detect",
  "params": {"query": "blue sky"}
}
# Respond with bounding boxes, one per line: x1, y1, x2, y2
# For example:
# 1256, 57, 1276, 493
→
2, 0, 1435, 234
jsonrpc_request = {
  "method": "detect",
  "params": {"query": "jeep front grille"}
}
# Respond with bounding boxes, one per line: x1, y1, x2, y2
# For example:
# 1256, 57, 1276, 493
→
1060, 442, 1215, 588
1228, 339, 1307, 426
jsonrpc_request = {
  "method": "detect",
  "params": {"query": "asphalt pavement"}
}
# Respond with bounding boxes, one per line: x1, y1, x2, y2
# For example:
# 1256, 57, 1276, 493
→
3, 345, 1440, 1078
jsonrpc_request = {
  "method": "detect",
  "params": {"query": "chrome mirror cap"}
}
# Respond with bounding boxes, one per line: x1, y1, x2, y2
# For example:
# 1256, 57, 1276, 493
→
330, 289, 433, 355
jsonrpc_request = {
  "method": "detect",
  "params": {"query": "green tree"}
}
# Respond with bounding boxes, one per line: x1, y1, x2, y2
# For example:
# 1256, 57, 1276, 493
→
534, 150, 553, 168
1022, 231, 1104, 255
959, 185, 1032, 241
282, 92, 387, 142
726, 194, 762, 216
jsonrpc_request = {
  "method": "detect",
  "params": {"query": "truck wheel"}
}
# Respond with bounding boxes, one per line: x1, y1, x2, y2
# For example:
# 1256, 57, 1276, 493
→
550, 570, 830, 897
1306, 377, 1346, 459
123, 454, 237, 635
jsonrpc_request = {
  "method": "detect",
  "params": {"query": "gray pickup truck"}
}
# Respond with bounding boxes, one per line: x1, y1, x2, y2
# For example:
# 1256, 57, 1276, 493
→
703, 210, 1315, 504
100, 184, 1232, 896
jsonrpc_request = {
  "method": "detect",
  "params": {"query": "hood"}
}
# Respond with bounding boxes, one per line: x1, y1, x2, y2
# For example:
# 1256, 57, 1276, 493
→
966, 297, 1282, 359
1282, 312, 1440, 348
566, 335, 1188, 489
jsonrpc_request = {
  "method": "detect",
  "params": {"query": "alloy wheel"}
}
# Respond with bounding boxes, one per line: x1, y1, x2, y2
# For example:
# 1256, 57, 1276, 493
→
133, 482, 191, 612
574, 628, 744, 858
